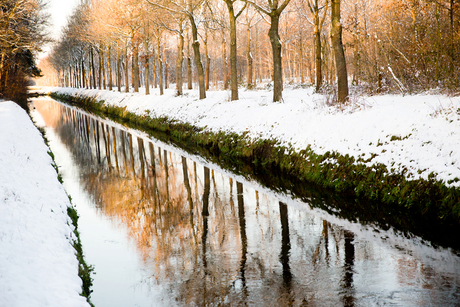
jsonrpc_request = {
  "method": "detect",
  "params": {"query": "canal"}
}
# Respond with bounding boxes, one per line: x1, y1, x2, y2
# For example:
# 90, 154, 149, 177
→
31, 97, 460, 306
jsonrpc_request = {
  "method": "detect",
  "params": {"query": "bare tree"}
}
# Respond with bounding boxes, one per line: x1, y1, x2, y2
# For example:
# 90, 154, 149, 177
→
306, 0, 328, 92
245, 0, 291, 102
330, 0, 348, 102
222, 0, 247, 100
0, 0, 49, 106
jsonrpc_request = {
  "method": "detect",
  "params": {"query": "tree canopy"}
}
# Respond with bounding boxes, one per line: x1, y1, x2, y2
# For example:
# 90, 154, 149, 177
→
0, 0, 49, 109
44, 0, 460, 103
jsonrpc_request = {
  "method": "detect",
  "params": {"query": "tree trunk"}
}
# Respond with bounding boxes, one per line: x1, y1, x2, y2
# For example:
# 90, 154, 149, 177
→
82, 60, 86, 89
255, 25, 260, 85
164, 45, 169, 89
90, 46, 96, 89
449, 0, 455, 74
100, 44, 106, 89
299, 37, 305, 83
68, 66, 72, 87
108, 45, 113, 90
124, 40, 129, 93
152, 46, 157, 88
144, 40, 150, 95
331, 0, 348, 102
268, 14, 283, 102
205, 29, 210, 90
189, 15, 206, 99
187, 30, 192, 89
222, 28, 229, 90
98, 46, 102, 89
117, 41, 122, 92
157, 36, 164, 95
247, 24, 253, 88
133, 43, 139, 92
176, 32, 184, 95
314, 26, 322, 91
226, 2, 239, 100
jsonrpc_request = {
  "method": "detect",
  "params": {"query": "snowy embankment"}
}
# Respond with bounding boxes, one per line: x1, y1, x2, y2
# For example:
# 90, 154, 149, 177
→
47, 86, 460, 187
0, 101, 90, 307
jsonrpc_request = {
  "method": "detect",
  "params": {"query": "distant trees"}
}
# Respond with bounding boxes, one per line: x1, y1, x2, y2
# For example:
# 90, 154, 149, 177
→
0, 0, 49, 109
45, 0, 460, 104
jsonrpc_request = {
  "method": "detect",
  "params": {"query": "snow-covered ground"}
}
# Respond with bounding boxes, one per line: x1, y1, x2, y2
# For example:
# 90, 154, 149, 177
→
47, 85, 460, 187
0, 101, 90, 307
1, 86, 457, 305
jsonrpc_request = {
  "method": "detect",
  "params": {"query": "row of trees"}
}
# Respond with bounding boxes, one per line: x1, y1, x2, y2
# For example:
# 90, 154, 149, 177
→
0, 0, 48, 109
44, 0, 460, 104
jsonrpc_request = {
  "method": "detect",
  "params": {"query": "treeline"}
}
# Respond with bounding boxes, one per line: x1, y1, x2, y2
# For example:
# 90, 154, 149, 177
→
45, 0, 460, 103
0, 0, 48, 109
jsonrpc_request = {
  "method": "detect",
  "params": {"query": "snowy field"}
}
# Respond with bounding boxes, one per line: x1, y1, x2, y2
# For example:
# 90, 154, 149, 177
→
48, 86, 460, 187
0, 101, 90, 307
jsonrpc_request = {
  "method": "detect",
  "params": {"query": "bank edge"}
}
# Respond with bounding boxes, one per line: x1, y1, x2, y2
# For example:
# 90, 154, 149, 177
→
36, 123, 94, 307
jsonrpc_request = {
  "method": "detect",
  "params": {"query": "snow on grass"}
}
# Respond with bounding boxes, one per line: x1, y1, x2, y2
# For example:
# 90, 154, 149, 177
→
45, 85, 460, 187
0, 101, 90, 307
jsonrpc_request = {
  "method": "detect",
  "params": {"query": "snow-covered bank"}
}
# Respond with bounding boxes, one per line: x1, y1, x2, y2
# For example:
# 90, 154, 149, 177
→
0, 101, 90, 307
47, 86, 460, 187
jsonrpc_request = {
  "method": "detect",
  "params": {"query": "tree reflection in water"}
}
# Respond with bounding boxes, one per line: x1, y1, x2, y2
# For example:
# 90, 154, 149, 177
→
32, 99, 460, 307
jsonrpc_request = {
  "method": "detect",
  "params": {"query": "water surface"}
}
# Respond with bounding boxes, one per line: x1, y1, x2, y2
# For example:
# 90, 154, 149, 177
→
32, 97, 460, 306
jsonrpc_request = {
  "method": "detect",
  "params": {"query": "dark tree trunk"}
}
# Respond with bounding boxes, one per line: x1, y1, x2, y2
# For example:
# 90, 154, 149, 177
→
133, 44, 139, 92
90, 46, 96, 89
187, 30, 192, 90
189, 16, 206, 99
222, 29, 229, 90
117, 41, 122, 92
98, 45, 102, 89
314, 28, 322, 91
331, 0, 348, 102
226, 2, 239, 100
101, 44, 106, 90
176, 32, 184, 95
268, 14, 283, 102
152, 46, 157, 88
82, 60, 86, 89
164, 46, 169, 89
247, 24, 253, 88
124, 41, 129, 93
108, 45, 113, 90
144, 40, 150, 95
157, 37, 164, 95
205, 30, 210, 90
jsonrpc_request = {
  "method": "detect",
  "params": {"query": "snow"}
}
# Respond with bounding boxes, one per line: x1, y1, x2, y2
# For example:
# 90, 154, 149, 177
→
0, 101, 90, 307
2, 85, 456, 304
46, 85, 460, 187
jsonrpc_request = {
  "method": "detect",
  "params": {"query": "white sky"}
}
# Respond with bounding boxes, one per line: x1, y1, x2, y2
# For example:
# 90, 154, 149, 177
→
40, 0, 80, 58
46, 0, 79, 39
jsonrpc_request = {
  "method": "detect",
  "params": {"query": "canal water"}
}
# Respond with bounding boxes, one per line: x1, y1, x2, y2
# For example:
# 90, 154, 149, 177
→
31, 97, 460, 306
